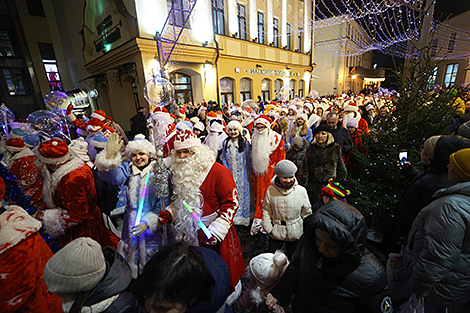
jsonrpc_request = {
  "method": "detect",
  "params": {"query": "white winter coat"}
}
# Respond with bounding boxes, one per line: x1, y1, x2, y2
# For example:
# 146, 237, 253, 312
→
262, 177, 312, 241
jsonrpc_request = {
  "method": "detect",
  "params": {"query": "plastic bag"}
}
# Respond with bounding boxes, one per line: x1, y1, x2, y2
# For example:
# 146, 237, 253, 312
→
386, 251, 410, 301
398, 294, 424, 313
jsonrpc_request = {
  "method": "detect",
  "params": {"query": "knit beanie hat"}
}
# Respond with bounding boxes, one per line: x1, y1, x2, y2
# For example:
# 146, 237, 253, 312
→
90, 133, 108, 149
293, 136, 305, 149
5, 138, 26, 152
69, 137, 90, 162
458, 120, 470, 139
249, 250, 288, 290
23, 133, 40, 148
346, 118, 358, 129
321, 178, 351, 201
36, 138, 70, 165
423, 136, 441, 160
449, 148, 470, 182
125, 134, 156, 157
174, 130, 201, 150
43, 237, 106, 293
274, 160, 297, 178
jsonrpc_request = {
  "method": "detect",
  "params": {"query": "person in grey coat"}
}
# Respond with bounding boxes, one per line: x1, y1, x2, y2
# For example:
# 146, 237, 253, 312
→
402, 148, 470, 312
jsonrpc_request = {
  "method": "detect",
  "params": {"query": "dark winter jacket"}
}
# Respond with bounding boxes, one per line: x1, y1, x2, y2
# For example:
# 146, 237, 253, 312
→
270, 200, 390, 312
383, 135, 470, 252
286, 144, 307, 172
403, 181, 470, 306
129, 112, 148, 140
84, 247, 143, 313
188, 246, 231, 313
298, 139, 347, 204
329, 125, 352, 153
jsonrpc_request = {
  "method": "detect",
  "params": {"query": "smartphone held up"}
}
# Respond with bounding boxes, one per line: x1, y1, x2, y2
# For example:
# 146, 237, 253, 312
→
399, 149, 408, 167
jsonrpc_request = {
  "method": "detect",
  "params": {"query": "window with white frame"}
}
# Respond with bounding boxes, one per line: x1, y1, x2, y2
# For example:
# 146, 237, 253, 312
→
444, 63, 458, 87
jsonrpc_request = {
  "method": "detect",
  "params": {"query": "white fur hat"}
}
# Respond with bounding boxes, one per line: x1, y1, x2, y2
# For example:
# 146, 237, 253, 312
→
174, 130, 201, 150
227, 120, 243, 132
125, 134, 156, 157
69, 137, 90, 162
249, 250, 288, 290
193, 122, 205, 132
209, 120, 224, 132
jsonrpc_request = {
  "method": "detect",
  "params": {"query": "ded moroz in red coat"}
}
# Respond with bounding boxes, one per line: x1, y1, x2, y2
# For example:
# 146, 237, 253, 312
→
8, 149, 43, 209
198, 162, 246, 291
0, 205, 62, 312
252, 132, 285, 219
41, 156, 119, 248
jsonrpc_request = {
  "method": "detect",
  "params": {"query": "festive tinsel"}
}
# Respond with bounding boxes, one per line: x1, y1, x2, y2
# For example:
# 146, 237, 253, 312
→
0, 163, 60, 252
153, 157, 169, 199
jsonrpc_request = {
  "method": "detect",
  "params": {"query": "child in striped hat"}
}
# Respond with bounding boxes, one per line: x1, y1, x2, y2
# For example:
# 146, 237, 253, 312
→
321, 178, 350, 202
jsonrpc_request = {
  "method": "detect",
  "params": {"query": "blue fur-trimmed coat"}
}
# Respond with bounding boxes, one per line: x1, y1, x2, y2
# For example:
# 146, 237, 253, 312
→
95, 151, 174, 279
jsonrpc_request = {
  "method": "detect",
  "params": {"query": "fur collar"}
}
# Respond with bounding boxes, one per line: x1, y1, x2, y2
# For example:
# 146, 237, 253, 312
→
42, 156, 84, 208
0, 205, 41, 255
11, 148, 34, 161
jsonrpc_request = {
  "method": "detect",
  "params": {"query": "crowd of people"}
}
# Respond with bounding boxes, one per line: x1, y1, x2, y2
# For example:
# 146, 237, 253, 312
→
1, 89, 470, 313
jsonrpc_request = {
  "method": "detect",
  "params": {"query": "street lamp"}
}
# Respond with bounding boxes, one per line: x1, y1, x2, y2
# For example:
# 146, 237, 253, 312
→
351, 74, 357, 93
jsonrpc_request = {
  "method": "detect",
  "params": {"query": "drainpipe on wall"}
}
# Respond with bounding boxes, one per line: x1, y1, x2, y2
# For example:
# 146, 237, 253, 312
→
214, 35, 221, 105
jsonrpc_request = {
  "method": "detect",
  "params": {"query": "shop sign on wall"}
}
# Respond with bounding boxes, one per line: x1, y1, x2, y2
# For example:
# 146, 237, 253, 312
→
234, 67, 299, 77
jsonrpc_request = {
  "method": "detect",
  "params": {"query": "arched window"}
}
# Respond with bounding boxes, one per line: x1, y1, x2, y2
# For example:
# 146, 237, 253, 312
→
240, 78, 252, 102
274, 79, 283, 93
299, 80, 305, 98
261, 78, 270, 101
170, 72, 193, 103
220, 77, 234, 105
289, 79, 296, 99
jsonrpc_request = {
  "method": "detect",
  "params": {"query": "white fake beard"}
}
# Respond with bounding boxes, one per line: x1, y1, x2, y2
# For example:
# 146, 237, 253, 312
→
170, 145, 215, 245
203, 132, 220, 155
252, 129, 271, 176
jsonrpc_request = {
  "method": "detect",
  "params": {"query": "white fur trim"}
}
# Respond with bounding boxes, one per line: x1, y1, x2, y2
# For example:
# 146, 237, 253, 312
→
91, 112, 106, 121
35, 146, 71, 165
144, 211, 160, 233
0, 205, 42, 255
10, 148, 34, 160
42, 208, 67, 238
125, 134, 156, 157
91, 140, 107, 149
94, 149, 122, 172
208, 217, 231, 242
250, 286, 264, 306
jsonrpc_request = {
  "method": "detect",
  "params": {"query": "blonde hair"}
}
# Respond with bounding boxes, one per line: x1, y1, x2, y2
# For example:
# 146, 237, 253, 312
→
312, 131, 335, 146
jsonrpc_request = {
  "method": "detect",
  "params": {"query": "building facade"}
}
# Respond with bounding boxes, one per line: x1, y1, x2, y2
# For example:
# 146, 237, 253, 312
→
1, 0, 315, 129
312, 16, 385, 95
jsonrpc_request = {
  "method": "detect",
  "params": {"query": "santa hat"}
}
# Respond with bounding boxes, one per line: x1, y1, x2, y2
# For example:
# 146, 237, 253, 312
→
90, 110, 106, 121
207, 111, 218, 120
5, 138, 26, 152
321, 179, 350, 201
255, 115, 272, 128
173, 130, 201, 150
125, 134, 156, 157
152, 107, 173, 125
170, 113, 175, 119
86, 118, 104, 132
69, 137, 90, 162
36, 139, 70, 165
90, 133, 108, 149
177, 107, 186, 117
10, 126, 29, 139
193, 122, 205, 132
249, 250, 288, 291
303, 103, 314, 113
209, 119, 224, 132
227, 120, 243, 133
344, 102, 359, 112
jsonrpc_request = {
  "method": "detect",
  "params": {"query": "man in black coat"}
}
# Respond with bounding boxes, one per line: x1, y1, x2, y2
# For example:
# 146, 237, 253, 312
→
128, 107, 148, 140
326, 112, 352, 153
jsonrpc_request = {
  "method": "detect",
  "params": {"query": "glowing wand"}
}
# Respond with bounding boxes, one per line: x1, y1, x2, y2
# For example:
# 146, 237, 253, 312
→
182, 201, 212, 239
132, 171, 151, 247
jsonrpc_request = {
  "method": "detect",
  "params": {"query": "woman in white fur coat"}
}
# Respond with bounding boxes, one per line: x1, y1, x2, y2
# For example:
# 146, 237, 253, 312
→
94, 133, 174, 278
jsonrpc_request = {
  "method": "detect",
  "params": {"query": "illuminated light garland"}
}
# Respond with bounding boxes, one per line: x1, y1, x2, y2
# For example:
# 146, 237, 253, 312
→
182, 200, 212, 239
132, 171, 151, 247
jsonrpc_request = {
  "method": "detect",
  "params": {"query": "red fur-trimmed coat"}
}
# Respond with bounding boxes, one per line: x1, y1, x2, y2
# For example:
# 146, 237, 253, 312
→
8, 149, 43, 209
198, 162, 246, 291
0, 205, 62, 312
41, 157, 119, 248
252, 132, 285, 219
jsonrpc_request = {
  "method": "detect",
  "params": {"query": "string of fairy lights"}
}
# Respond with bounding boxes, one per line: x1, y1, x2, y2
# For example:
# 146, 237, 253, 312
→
165, 0, 470, 61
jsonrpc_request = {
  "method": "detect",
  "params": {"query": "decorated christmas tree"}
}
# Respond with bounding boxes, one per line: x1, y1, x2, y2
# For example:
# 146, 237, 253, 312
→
349, 44, 469, 236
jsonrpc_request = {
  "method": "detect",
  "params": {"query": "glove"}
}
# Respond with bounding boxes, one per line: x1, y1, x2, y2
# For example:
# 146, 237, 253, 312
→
106, 133, 123, 160
66, 103, 74, 116
250, 218, 266, 235
158, 210, 172, 224
131, 222, 149, 237
204, 233, 219, 245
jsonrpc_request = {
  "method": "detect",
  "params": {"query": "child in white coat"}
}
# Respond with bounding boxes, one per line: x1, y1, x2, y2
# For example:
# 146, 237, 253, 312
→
262, 160, 312, 259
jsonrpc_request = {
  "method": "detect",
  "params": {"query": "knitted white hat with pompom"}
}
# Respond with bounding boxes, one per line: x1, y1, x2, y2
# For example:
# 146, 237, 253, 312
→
249, 250, 289, 291
125, 134, 156, 157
